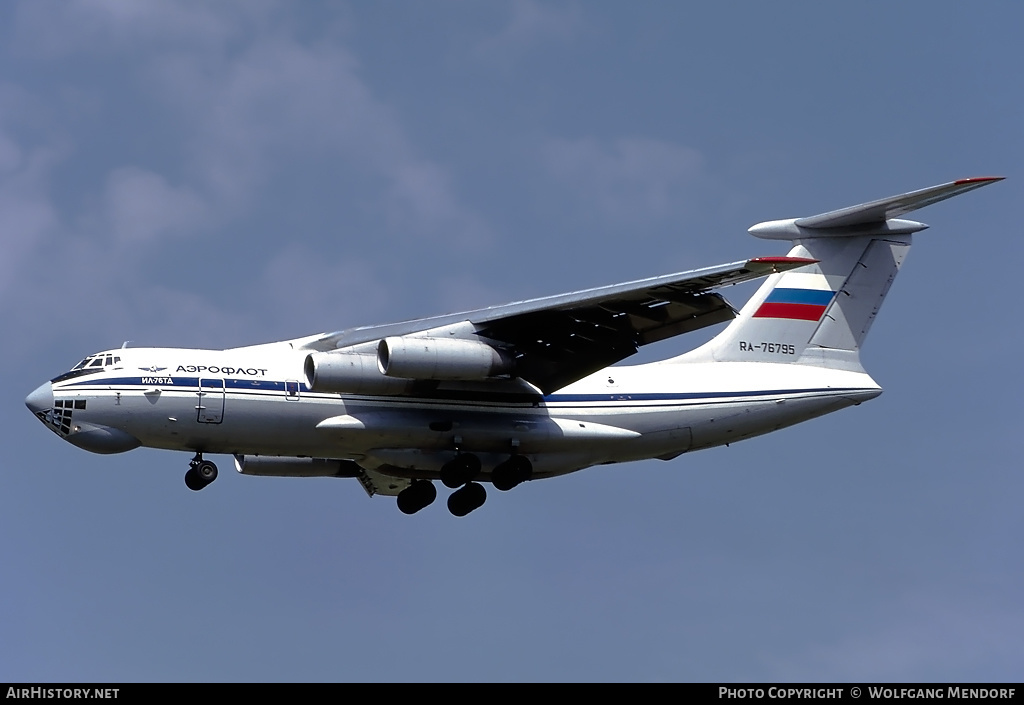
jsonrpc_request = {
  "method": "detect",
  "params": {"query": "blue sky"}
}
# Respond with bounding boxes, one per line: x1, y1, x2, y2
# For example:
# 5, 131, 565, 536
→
2, 1, 1021, 682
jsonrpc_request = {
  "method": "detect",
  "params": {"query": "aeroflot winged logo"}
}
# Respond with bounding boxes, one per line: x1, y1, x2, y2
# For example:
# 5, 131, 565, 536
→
753, 288, 835, 321
140, 366, 167, 373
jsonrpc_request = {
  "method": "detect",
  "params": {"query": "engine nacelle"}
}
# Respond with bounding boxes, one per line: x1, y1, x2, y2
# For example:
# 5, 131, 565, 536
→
304, 352, 415, 395
377, 337, 513, 380
233, 455, 362, 478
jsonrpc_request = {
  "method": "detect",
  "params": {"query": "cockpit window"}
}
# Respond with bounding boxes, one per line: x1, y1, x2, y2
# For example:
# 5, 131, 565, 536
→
52, 352, 120, 384
52, 367, 103, 383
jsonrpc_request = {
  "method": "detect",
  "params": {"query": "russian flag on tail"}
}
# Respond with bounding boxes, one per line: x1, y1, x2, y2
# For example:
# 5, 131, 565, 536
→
753, 288, 835, 321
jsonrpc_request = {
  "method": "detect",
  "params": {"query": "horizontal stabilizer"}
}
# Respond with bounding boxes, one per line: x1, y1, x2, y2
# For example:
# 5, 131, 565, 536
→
750, 177, 1003, 239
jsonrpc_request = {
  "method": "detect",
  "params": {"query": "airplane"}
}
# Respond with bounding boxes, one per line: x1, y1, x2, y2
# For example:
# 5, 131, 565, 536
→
25, 177, 1001, 517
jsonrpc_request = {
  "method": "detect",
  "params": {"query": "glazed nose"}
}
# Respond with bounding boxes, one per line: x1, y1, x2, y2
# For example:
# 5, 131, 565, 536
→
25, 382, 53, 414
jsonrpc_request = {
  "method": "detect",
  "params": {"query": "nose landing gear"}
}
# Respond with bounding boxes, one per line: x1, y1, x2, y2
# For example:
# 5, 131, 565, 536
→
185, 452, 218, 491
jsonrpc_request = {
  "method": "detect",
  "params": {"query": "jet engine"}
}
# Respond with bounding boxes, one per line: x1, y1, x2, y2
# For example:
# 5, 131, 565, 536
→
377, 337, 513, 380
304, 352, 416, 395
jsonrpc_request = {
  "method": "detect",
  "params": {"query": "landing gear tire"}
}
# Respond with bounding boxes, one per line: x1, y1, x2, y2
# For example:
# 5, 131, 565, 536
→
195, 460, 218, 484
185, 454, 218, 491
447, 481, 486, 517
492, 455, 533, 491
397, 480, 437, 515
184, 467, 205, 491
440, 453, 481, 489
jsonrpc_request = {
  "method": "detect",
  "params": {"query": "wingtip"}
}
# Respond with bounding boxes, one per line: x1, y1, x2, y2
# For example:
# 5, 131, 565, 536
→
954, 176, 1005, 185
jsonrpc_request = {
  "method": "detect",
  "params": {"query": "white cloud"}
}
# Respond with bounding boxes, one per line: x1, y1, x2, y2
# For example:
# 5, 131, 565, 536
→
0, 131, 24, 174
13, 1, 491, 251
0, 192, 58, 302
0, 1, 498, 360
543, 136, 704, 222
384, 162, 493, 252
11, 0, 242, 58
434, 274, 510, 320
0, 119, 62, 300
138, 16, 488, 250
478, 0, 585, 61
256, 245, 392, 337
104, 167, 209, 243
149, 39, 393, 204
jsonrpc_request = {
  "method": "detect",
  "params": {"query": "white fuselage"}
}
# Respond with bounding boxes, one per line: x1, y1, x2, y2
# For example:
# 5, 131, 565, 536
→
38, 343, 882, 480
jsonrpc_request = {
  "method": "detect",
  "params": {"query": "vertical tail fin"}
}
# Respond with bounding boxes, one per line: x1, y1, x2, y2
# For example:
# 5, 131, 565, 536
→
695, 235, 910, 371
678, 178, 1002, 371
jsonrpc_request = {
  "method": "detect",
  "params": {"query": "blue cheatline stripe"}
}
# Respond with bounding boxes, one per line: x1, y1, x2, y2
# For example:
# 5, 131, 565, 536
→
61, 376, 292, 392
763, 288, 835, 306
545, 388, 851, 403
56, 376, 865, 404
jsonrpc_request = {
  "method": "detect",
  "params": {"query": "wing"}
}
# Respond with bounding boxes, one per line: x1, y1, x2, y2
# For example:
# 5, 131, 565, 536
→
470, 257, 815, 392
298, 256, 816, 394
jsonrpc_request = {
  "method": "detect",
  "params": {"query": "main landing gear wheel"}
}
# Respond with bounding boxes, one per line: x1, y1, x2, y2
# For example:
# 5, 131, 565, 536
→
397, 480, 437, 515
440, 453, 481, 489
185, 453, 218, 491
447, 482, 486, 517
491, 455, 533, 491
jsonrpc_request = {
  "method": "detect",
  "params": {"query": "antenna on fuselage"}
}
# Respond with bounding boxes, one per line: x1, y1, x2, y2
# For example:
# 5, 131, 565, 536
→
121, 341, 131, 349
